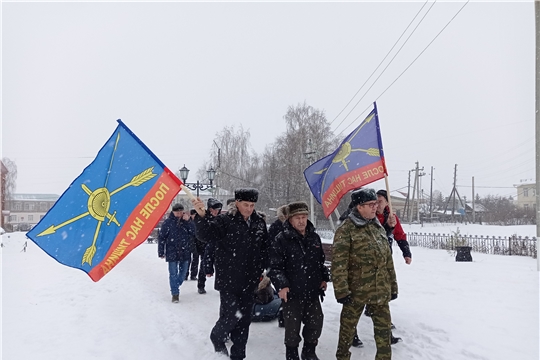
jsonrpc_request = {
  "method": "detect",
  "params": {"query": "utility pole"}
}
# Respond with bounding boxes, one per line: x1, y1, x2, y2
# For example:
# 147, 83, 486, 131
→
535, 0, 540, 270
405, 170, 412, 223
304, 138, 317, 227
409, 162, 418, 223
429, 166, 434, 222
472, 176, 475, 224
417, 166, 425, 222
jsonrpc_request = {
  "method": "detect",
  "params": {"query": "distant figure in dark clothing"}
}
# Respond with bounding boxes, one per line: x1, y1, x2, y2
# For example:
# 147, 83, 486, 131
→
268, 205, 288, 244
158, 203, 195, 303
192, 188, 269, 360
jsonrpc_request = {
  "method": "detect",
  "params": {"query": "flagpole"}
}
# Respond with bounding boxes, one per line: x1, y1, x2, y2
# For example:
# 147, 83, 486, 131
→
181, 185, 206, 214
384, 174, 393, 215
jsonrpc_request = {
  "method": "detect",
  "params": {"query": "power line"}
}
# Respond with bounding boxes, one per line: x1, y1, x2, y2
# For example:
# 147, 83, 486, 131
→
330, 0, 431, 127
333, 0, 437, 133
338, 0, 471, 136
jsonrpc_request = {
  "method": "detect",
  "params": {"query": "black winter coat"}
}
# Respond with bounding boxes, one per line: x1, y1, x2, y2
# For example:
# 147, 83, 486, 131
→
194, 207, 269, 295
268, 220, 330, 302
158, 212, 195, 262
268, 219, 284, 244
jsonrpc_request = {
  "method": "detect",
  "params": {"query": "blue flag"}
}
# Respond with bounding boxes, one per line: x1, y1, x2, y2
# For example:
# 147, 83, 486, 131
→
304, 103, 387, 217
27, 120, 182, 281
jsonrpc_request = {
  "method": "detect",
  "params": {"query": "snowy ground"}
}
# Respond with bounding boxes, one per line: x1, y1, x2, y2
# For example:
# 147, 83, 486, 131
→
2, 226, 539, 360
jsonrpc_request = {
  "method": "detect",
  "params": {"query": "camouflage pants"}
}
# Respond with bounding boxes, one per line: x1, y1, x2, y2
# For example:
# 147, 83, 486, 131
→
336, 301, 391, 360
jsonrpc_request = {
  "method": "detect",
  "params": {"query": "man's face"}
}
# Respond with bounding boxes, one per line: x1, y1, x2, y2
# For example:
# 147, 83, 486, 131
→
173, 210, 184, 218
289, 214, 308, 235
357, 200, 378, 219
377, 195, 388, 214
236, 200, 255, 219
209, 207, 221, 217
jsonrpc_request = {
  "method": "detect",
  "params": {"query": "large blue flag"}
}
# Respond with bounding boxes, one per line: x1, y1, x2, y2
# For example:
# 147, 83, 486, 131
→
27, 120, 182, 281
304, 103, 387, 217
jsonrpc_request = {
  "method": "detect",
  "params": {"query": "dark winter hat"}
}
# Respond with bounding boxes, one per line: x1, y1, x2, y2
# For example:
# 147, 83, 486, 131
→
234, 188, 259, 203
350, 188, 377, 206
226, 198, 236, 206
207, 197, 223, 210
190, 209, 197, 215
287, 201, 309, 218
172, 203, 184, 211
376, 189, 388, 202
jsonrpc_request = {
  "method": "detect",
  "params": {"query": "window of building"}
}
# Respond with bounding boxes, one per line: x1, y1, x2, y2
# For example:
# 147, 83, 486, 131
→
40, 202, 47, 211
523, 188, 528, 197
28, 215, 34, 221
9, 215, 17, 222
28, 203, 35, 211
23, 203, 29, 211
524, 204, 529, 210
14, 202, 22, 210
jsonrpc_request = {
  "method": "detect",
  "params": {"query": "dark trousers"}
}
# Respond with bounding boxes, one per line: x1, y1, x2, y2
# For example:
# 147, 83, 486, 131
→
186, 249, 199, 279
282, 297, 323, 348
211, 291, 255, 359
197, 254, 207, 289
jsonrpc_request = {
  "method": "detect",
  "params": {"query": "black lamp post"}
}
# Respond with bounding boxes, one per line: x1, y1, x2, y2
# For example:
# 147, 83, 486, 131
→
179, 164, 216, 197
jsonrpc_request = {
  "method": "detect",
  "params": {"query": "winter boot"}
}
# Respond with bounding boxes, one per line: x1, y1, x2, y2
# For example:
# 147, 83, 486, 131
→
300, 342, 319, 360
391, 334, 402, 345
352, 333, 364, 348
391, 322, 396, 330
198, 287, 206, 294
171, 295, 179, 303
278, 308, 285, 328
286, 346, 300, 360
212, 340, 228, 356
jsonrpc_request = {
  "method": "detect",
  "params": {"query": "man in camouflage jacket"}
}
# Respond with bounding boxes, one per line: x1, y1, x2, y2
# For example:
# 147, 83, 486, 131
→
331, 188, 398, 360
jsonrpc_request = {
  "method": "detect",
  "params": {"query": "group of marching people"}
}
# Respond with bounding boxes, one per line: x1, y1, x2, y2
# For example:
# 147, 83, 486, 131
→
158, 186, 411, 360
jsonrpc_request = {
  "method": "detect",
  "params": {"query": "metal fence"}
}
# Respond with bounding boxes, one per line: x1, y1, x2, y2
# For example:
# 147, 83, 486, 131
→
407, 232, 537, 258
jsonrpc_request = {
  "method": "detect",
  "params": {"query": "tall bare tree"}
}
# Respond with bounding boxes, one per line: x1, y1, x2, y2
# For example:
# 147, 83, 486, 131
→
2, 157, 17, 201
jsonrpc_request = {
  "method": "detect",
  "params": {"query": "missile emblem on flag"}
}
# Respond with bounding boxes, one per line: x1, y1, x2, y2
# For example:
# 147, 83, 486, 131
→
304, 103, 387, 217
26, 120, 182, 281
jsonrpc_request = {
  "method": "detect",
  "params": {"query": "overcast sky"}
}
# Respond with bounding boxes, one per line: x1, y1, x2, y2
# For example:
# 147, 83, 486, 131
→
2, 1, 535, 201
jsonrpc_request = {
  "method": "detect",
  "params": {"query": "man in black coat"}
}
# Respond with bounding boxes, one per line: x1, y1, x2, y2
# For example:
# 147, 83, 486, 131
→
268, 202, 330, 360
158, 203, 195, 303
192, 189, 269, 360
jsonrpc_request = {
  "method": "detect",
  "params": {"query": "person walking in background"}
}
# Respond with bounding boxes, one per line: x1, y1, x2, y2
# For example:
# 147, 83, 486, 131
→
268, 204, 289, 328
269, 202, 329, 360
185, 210, 200, 282
332, 188, 398, 360
192, 189, 269, 360
195, 198, 223, 294
158, 203, 195, 303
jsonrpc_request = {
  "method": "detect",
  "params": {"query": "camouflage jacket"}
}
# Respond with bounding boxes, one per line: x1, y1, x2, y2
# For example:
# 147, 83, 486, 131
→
331, 208, 398, 304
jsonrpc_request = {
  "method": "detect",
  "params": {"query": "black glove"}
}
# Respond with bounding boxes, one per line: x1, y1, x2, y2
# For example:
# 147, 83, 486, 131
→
391, 293, 398, 301
336, 294, 352, 305
319, 289, 325, 303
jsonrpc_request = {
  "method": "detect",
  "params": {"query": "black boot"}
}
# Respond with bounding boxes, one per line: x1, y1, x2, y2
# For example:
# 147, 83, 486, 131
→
300, 342, 319, 360
278, 308, 285, 328
286, 346, 300, 360
391, 334, 402, 345
352, 333, 364, 348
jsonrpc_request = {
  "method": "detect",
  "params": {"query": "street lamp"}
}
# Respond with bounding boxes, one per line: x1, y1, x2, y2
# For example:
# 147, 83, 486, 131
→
179, 164, 216, 197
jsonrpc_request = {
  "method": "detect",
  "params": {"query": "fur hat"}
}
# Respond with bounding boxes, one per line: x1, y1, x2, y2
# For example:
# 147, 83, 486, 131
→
276, 205, 288, 222
207, 197, 223, 210
376, 189, 388, 202
234, 188, 259, 202
226, 198, 236, 206
287, 201, 309, 218
172, 203, 184, 211
350, 188, 377, 206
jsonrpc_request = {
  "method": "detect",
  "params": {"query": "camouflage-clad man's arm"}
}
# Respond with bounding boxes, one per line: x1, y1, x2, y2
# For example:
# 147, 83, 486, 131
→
386, 242, 398, 295
331, 222, 352, 300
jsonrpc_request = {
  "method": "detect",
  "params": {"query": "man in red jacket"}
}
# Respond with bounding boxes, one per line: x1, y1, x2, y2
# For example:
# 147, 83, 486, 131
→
376, 190, 412, 264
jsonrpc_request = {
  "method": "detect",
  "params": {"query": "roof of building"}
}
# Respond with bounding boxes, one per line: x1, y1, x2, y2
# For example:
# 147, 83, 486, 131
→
12, 194, 60, 201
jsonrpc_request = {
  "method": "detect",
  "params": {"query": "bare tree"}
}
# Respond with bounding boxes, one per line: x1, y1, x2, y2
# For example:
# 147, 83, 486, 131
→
2, 157, 17, 201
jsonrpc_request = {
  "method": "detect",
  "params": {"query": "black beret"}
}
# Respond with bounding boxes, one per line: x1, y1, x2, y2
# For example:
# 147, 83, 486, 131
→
234, 188, 259, 203
172, 203, 184, 211
287, 202, 309, 218
350, 188, 377, 206
376, 189, 388, 202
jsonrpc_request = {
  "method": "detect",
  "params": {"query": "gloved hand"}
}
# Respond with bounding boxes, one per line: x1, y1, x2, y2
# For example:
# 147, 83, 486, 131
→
336, 294, 352, 305
391, 293, 398, 301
